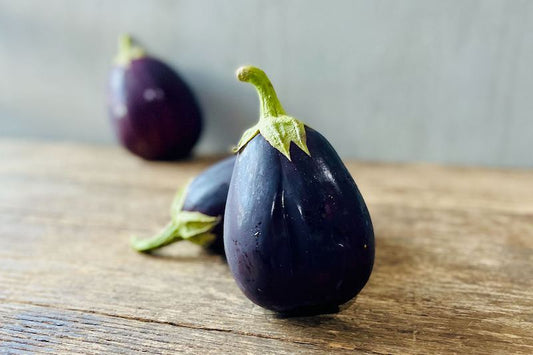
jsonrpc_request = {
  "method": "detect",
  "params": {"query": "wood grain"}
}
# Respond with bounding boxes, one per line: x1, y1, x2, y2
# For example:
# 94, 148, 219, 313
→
1, 139, 532, 354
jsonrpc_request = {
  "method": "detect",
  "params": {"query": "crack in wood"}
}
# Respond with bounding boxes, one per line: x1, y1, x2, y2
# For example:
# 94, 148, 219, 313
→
1, 299, 346, 350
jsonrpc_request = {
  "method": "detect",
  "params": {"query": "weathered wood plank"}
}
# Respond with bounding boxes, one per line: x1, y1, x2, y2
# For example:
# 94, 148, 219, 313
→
1, 207, 531, 353
1, 139, 532, 354
0, 303, 324, 354
1, 140, 532, 217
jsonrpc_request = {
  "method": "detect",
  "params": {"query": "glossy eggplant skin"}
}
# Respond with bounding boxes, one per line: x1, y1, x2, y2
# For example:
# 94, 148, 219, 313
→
108, 57, 202, 160
182, 155, 235, 254
183, 156, 235, 216
130, 155, 235, 254
224, 127, 374, 313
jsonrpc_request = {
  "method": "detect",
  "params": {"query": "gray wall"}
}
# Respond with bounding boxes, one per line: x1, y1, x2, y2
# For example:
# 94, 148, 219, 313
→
1, 0, 532, 167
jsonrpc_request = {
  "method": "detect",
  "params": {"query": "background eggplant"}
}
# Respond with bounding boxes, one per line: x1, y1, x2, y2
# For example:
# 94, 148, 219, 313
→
108, 34, 202, 160
224, 66, 375, 315
131, 155, 235, 254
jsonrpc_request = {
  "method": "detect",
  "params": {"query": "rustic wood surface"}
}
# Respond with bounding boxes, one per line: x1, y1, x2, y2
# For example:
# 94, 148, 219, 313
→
0, 139, 532, 354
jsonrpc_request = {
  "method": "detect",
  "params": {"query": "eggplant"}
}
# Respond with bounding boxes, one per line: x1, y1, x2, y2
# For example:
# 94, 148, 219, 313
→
224, 66, 375, 315
108, 34, 202, 160
131, 155, 235, 254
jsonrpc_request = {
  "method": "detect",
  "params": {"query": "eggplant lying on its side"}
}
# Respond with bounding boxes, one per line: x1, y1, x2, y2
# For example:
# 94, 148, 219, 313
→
224, 66, 375, 315
132, 156, 235, 254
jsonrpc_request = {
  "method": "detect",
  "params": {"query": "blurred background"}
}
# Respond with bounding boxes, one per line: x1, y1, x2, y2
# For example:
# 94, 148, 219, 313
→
0, 0, 531, 167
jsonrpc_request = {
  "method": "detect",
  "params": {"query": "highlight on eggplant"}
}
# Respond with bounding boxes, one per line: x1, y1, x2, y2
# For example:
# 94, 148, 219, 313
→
108, 34, 202, 160
224, 66, 375, 315
131, 156, 235, 254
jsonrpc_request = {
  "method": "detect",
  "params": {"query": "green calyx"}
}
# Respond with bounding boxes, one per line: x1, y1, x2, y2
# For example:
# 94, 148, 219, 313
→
130, 181, 220, 253
235, 66, 310, 160
114, 34, 146, 67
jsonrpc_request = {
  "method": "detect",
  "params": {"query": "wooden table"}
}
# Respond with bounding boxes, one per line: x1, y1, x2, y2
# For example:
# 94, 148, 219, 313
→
1, 139, 532, 354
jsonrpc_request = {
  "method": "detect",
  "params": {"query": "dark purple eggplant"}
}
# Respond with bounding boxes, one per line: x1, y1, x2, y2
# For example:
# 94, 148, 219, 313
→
131, 155, 235, 254
108, 34, 202, 160
224, 66, 375, 315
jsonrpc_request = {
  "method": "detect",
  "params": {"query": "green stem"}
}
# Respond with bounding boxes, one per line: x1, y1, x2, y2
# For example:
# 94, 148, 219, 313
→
118, 34, 132, 55
114, 33, 145, 66
236, 66, 286, 118
130, 222, 182, 252
130, 182, 220, 253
